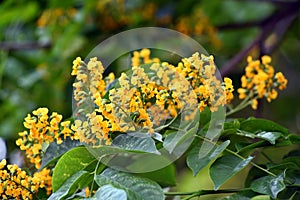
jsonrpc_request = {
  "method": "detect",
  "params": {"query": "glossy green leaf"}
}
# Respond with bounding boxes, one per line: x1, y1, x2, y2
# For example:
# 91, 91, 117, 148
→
41, 138, 81, 168
112, 132, 159, 154
210, 155, 254, 190
49, 170, 92, 200
52, 146, 97, 191
250, 173, 285, 198
240, 118, 289, 136
236, 141, 267, 154
237, 130, 281, 144
256, 131, 282, 144
88, 185, 127, 200
95, 168, 164, 200
187, 140, 230, 176
138, 164, 176, 187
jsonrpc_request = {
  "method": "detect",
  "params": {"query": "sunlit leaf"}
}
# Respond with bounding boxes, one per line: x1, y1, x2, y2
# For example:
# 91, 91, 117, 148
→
52, 146, 97, 191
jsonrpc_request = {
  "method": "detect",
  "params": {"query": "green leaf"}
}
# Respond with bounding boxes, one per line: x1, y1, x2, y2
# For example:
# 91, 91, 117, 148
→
236, 141, 267, 154
49, 170, 92, 200
210, 155, 254, 190
112, 132, 159, 154
95, 168, 164, 200
187, 140, 230, 176
163, 123, 198, 156
251, 195, 271, 200
288, 134, 300, 145
52, 146, 97, 191
41, 138, 81, 168
138, 164, 176, 187
88, 185, 127, 200
237, 130, 281, 145
256, 131, 282, 144
199, 107, 212, 127
240, 118, 289, 136
250, 173, 285, 199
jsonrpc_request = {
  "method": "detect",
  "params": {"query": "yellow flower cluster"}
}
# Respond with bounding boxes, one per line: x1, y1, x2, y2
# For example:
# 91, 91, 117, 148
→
16, 108, 74, 169
175, 8, 222, 48
0, 159, 52, 199
131, 48, 160, 67
71, 49, 233, 145
175, 53, 234, 112
71, 57, 115, 146
237, 55, 288, 109
37, 8, 77, 27
94, 1, 220, 48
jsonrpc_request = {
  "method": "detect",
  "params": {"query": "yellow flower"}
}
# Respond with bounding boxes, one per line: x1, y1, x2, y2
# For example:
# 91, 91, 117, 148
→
237, 88, 247, 99
262, 55, 271, 65
0, 159, 6, 169
251, 99, 258, 110
33, 107, 49, 117
275, 72, 288, 90
72, 57, 82, 75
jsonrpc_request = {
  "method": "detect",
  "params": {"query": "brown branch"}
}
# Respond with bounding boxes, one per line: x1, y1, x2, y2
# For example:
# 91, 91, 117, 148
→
220, 1, 300, 76
0, 41, 51, 51
216, 20, 263, 30
261, 12, 298, 55
234, 0, 300, 5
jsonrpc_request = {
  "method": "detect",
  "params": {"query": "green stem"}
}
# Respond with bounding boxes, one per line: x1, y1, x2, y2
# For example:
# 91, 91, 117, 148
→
195, 135, 276, 177
165, 189, 248, 197
89, 158, 102, 197
225, 148, 276, 177
226, 92, 255, 116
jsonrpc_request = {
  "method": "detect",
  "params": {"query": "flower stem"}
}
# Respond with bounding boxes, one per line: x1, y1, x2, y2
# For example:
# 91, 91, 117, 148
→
226, 92, 254, 116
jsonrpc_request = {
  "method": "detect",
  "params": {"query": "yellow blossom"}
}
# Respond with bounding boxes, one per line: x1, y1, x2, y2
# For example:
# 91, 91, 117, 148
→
238, 55, 287, 110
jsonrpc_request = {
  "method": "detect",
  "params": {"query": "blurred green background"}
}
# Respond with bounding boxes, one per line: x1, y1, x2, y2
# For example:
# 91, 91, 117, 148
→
0, 0, 299, 198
